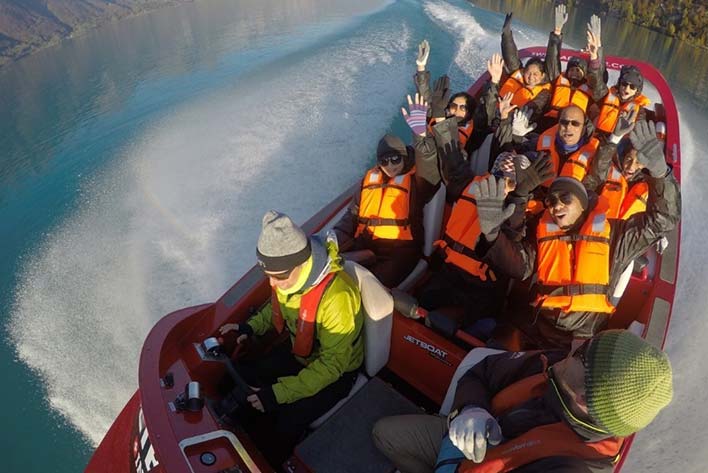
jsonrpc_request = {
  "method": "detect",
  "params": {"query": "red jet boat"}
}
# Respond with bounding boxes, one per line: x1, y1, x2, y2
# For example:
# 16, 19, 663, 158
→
85, 48, 681, 473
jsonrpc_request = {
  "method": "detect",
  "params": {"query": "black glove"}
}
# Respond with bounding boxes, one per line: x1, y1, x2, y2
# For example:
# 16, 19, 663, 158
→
513, 153, 554, 197
471, 175, 516, 241
503, 12, 513, 35
630, 120, 667, 177
430, 75, 451, 119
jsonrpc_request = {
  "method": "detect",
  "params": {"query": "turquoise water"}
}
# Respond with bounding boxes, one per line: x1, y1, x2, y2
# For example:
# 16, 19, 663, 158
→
1, 1, 707, 472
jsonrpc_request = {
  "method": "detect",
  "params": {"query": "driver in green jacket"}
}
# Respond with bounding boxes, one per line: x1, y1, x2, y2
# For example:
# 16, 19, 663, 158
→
219, 210, 364, 467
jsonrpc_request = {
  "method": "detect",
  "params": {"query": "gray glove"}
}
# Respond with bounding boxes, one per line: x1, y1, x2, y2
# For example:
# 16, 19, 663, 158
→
609, 107, 638, 143
513, 153, 554, 197
588, 14, 602, 42
554, 4, 568, 33
471, 175, 516, 240
512, 108, 536, 137
630, 120, 667, 177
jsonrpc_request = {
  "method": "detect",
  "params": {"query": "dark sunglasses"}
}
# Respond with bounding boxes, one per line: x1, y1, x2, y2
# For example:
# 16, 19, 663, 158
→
378, 155, 403, 166
448, 102, 468, 112
620, 81, 637, 90
262, 266, 295, 281
572, 339, 592, 369
544, 191, 575, 207
559, 118, 583, 128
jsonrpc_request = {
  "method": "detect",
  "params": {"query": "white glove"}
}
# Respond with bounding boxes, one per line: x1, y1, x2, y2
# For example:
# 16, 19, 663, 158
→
512, 108, 536, 137
449, 407, 503, 463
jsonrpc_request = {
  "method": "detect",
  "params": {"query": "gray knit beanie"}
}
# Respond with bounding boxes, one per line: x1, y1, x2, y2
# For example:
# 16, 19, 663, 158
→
548, 177, 589, 210
256, 210, 311, 273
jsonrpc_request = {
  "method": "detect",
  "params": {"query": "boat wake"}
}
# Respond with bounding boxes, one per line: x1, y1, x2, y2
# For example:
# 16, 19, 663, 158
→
8, 15, 412, 445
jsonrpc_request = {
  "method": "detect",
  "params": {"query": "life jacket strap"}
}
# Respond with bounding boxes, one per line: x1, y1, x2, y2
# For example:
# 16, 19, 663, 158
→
357, 217, 410, 227
537, 234, 610, 244
537, 283, 610, 296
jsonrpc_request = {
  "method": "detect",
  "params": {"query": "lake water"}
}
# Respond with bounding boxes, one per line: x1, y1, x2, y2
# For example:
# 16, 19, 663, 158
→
1, 0, 707, 471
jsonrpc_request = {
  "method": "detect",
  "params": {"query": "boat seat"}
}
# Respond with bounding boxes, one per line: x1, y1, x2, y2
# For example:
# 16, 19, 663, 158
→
309, 260, 393, 429
469, 133, 494, 177
439, 347, 505, 416
397, 184, 446, 291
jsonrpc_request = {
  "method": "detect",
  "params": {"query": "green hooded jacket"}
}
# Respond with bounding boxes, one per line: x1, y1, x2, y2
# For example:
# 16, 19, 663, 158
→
246, 236, 364, 404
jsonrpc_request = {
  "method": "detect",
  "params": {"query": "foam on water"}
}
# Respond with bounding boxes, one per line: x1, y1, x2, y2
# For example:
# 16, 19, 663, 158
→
9, 19, 412, 445
422, 0, 549, 90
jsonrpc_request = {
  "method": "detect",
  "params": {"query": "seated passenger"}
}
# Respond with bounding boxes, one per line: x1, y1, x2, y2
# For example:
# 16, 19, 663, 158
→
333, 133, 436, 287
498, 13, 551, 122
415, 146, 552, 333
495, 104, 600, 215
540, 4, 594, 130
373, 330, 673, 473
474, 121, 680, 349
583, 111, 652, 219
586, 15, 651, 136
218, 210, 363, 466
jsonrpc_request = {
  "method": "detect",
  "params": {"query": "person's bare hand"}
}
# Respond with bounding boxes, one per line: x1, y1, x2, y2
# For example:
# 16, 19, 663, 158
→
487, 53, 505, 84
498, 92, 517, 120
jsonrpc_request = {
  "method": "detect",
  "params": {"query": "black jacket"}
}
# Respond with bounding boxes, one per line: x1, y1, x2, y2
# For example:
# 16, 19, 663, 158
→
452, 350, 615, 473
477, 166, 681, 344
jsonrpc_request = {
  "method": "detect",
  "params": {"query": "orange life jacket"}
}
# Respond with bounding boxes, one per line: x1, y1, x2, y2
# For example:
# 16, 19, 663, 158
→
596, 86, 651, 134
537, 126, 600, 186
546, 75, 593, 118
271, 271, 337, 358
599, 164, 649, 220
458, 121, 475, 150
355, 167, 414, 241
535, 197, 615, 314
499, 69, 552, 108
458, 365, 623, 473
434, 177, 496, 281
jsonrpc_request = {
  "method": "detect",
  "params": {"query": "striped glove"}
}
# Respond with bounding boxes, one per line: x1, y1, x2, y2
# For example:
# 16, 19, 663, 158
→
402, 93, 429, 136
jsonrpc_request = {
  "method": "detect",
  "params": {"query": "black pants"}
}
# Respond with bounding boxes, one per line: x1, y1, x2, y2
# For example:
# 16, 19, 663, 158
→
237, 342, 359, 469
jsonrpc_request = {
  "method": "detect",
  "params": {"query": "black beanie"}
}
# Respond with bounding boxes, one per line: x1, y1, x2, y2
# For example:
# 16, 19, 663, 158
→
618, 65, 644, 93
567, 56, 588, 77
549, 177, 588, 209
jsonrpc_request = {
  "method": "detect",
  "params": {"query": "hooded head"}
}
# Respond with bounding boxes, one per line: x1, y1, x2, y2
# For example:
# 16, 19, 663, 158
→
376, 134, 408, 178
617, 65, 644, 101
566, 56, 587, 83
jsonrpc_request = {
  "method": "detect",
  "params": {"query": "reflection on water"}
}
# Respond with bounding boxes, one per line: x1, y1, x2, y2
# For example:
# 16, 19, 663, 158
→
472, 0, 708, 112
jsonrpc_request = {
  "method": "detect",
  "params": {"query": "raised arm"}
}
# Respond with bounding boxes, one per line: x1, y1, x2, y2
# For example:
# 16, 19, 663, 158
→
501, 13, 522, 73
545, 3, 568, 82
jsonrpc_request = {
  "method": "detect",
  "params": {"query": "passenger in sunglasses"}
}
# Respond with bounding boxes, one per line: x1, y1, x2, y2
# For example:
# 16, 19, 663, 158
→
218, 210, 364, 466
473, 120, 680, 350
333, 133, 437, 287
584, 14, 651, 136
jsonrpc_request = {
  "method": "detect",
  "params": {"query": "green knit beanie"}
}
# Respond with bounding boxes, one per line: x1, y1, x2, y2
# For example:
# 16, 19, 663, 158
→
585, 330, 673, 437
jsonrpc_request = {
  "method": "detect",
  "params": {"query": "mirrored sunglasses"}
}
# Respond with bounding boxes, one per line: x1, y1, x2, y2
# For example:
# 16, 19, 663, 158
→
378, 155, 403, 166
448, 102, 468, 112
620, 81, 637, 90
